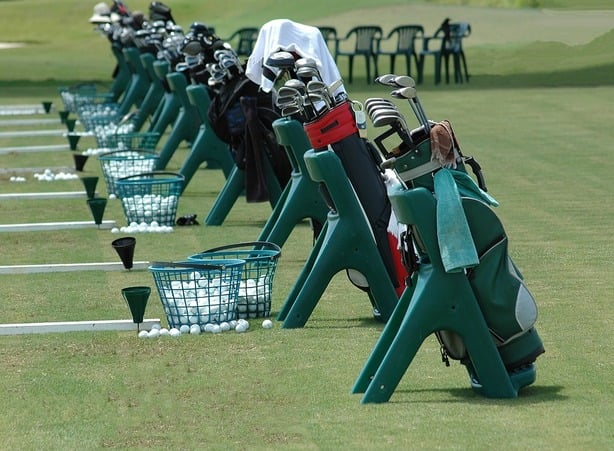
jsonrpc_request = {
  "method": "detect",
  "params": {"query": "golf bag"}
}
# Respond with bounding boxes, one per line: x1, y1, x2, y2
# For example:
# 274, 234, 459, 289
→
208, 74, 292, 202
303, 101, 409, 297
384, 119, 545, 372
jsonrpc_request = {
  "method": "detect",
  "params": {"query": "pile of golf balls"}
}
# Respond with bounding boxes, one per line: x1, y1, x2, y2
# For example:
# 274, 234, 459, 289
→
103, 157, 156, 184
137, 318, 273, 338
94, 122, 137, 147
236, 277, 272, 318
161, 273, 237, 326
120, 193, 178, 225
9, 176, 27, 182
33, 168, 79, 181
111, 221, 173, 234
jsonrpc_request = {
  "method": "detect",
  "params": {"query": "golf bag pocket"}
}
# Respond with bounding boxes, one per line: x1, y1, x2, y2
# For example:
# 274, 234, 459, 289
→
468, 236, 538, 345
303, 101, 358, 150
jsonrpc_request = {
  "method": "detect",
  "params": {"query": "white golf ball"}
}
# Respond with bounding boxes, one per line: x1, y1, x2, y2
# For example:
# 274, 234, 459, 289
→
138, 330, 149, 338
179, 324, 190, 334
189, 324, 201, 335
159, 328, 169, 336
262, 319, 273, 329
169, 328, 181, 337
148, 328, 160, 338
211, 324, 222, 334
235, 323, 248, 333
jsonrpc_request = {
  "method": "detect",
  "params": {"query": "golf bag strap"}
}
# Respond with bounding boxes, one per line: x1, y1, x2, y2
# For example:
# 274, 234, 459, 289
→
396, 159, 442, 183
463, 156, 488, 192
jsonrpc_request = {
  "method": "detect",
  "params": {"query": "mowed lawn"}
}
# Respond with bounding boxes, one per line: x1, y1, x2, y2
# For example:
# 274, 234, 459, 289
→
0, 1, 613, 449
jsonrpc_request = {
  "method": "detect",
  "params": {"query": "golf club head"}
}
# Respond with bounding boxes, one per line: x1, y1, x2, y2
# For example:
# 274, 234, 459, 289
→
306, 80, 326, 92
265, 51, 296, 69
277, 86, 302, 98
275, 97, 301, 109
284, 78, 307, 93
375, 73, 398, 86
393, 75, 416, 88
371, 114, 404, 128
366, 101, 397, 115
391, 86, 418, 100
295, 57, 317, 68
296, 66, 321, 81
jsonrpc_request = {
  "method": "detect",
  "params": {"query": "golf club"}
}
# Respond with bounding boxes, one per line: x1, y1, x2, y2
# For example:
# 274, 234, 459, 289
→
391, 87, 430, 132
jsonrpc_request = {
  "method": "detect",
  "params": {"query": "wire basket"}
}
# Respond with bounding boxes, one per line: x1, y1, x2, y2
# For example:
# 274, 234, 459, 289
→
59, 84, 103, 112
78, 106, 122, 133
115, 171, 184, 226
98, 150, 160, 196
189, 241, 281, 319
149, 259, 246, 328
98, 131, 160, 151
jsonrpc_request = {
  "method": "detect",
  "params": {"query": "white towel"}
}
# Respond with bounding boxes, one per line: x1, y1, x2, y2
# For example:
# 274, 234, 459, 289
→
245, 19, 344, 94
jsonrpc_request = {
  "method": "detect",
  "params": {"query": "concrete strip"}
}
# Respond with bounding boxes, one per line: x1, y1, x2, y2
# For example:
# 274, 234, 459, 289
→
0, 118, 59, 127
0, 191, 90, 200
0, 319, 162, 335
0, 220, 117, 232
0, 129, 67, 138
0, 144, 70, 154
0, 261, 150, 274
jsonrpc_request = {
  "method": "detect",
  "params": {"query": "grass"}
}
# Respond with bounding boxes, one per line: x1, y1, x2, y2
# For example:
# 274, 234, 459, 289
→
1, 0, 614, 449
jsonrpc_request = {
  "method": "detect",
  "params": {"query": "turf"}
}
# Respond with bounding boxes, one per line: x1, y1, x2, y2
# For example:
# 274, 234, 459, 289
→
1, 1, 613, 449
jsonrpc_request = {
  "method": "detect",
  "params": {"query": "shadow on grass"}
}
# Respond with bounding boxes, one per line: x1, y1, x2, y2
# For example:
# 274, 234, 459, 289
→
392, 384, 566, 404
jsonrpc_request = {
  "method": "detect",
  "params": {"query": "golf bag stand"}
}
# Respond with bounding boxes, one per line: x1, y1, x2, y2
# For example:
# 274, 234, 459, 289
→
278, 101, 404, 327
179, 84, 235, 192
118, 47, 150, 116
354, 131, 544, 402
130, 52, 165, 132
256, 117, 329, 247
155, 70, 202, 170
148, 60, 181, 137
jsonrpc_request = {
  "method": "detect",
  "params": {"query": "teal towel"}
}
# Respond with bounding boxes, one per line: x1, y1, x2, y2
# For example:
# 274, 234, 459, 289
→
434, 169, 479, 273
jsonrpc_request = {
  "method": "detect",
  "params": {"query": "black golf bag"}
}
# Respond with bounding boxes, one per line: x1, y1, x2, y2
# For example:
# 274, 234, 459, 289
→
208, 75, 291, 202
303, 101, 409, 297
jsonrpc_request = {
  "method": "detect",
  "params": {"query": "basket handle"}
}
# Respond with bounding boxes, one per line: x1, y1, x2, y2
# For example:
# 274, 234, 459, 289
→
150, 261, 241, 271
119, 171, 186, 181
200, 241, 281, 255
